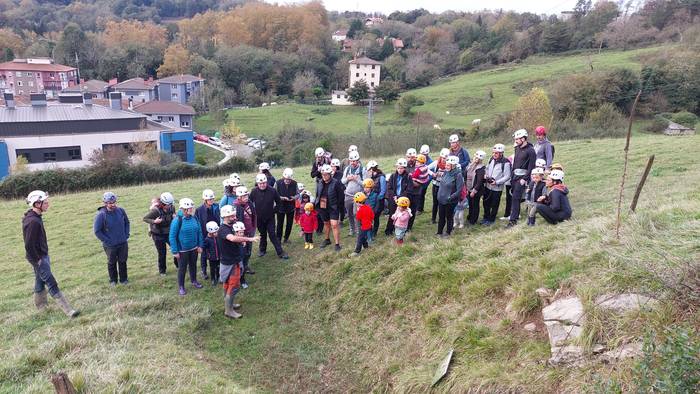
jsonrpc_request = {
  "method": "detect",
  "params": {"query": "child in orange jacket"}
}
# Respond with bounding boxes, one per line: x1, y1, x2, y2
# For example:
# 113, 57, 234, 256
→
349, 192, 374, 257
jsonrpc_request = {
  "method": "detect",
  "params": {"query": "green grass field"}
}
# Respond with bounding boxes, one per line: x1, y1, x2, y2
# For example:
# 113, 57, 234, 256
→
195, 47, 662, 138
1, 132, 698, 392
194, 142, 225, 165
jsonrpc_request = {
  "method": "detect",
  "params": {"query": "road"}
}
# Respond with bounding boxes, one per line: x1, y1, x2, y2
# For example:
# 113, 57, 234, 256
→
194, 140, 255, 166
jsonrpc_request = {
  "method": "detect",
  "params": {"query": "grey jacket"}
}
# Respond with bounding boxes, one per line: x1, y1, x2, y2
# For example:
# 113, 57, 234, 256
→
437, 168, 464, 205
342, 164, 364, 199
485, 157, 512, 192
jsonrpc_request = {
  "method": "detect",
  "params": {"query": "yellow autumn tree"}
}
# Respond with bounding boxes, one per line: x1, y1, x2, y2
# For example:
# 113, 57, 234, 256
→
157, 44, 192, 77
507, 87, 553, 134
220, 119, 242, 142
101, 20, 167, 50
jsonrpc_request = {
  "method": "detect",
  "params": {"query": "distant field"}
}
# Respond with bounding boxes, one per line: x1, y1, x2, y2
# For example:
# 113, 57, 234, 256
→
195, 46, 662, 138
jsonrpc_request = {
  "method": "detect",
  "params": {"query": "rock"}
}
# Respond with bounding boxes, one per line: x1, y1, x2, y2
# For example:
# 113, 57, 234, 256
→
535, 288, 553, 305
595, 294, 658, 314
542, 296, 584, 324
524, 323, 537, 332
592, 344, 607, 354
549, 345, 585, 366
599, 342, 643, 363
542, 296, 586, 365
505, 301, 519, 321
544, 321, 583, 347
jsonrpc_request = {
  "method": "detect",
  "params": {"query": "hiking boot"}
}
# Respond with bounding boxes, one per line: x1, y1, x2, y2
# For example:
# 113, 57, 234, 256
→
527, 217, 535, 226
179, 287, 187, 296
160, 272, 166, 277
334, 244, 341, 252
54, 292, 80, 318
500, 216, 510, 221
211, 278, 218, 286
109, 281, 117, 287
245, 267, 255, 275
321, 239, 332, 248
192, 281, 203, 289
120, 280, 129, 285
241, 282, 249, 289
506, 221, 517, 228
348, 252, 360, 258
201, 272, 209, 280
283, 238, 289, 244
258, 251, 266, 257
34, 289, 48, 311
304, 242, 309, 249
279, 253, 289, 260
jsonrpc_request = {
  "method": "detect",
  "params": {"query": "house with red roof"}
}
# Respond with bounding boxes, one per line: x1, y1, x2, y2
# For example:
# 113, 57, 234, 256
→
0, 58, 78, 98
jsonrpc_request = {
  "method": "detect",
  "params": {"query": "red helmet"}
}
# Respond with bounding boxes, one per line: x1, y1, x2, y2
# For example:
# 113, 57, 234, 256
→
535, 126, 547, 136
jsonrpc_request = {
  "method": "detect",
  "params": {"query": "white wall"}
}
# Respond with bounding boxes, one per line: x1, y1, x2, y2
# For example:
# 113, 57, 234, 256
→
349, 64, 381, 91
331, 91, 353, 106
4, 130, 163, 171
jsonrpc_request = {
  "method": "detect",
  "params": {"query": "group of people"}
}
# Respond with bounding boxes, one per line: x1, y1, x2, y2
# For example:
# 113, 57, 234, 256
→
21, 125, 572, 321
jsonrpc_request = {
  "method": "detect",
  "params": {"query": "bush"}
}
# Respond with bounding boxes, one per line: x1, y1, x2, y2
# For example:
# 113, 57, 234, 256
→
635, 326, 700, 393
646, 116, 668, 133
671, 111, 698, 128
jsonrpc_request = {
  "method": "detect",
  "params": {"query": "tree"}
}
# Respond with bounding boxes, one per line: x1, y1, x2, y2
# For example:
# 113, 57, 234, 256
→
347, 19, 364, 39
374, 80, 401, 102
157, 44, 192, 77
220, 119, 242, 141
292, 70, 321, 100
396, 94, 424, 117
346, 80, 369, 104
507, 87, 553, 133
0, 28, 23, 60
540, 21, 571, 53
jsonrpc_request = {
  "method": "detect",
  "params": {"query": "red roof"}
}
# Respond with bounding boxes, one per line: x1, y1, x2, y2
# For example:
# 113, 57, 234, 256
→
0, 61, 76, 72
133, 101, 196, 115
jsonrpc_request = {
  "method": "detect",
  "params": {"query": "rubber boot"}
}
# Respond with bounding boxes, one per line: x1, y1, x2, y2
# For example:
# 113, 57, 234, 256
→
34, 289, 48, 311
54, 292, 80, 318
224, 294, 242, 319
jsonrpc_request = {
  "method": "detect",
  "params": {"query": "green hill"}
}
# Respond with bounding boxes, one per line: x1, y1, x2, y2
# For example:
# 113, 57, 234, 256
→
195, 47, 661, 138
1, 132, 698, 392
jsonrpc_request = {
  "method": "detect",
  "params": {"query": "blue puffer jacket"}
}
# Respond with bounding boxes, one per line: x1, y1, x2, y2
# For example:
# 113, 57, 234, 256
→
94, 206, 130, 247
169, 211, 204, 254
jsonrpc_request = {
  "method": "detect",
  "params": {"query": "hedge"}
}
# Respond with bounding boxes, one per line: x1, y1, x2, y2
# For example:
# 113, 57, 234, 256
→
0, 157, 253, 200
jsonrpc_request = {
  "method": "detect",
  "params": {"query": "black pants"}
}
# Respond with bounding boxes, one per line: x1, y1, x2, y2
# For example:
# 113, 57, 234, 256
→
372, 198, 385, 237
437, 202, 457, 235
431, 184, 440, 222
258, 217, 284, 256
241, 241, 252, 284
177, 249, 198, 287
354, 229, 370, 253
104, 242, 128, 283
467, 193, 482, 225
536, 204, 570, 224
407, 193, 421, 230
209, 260, 220, 282
419, 183, 429, 212
276, 211, 294, 242
482, 189, 502, 222
384, 199, 398, 235
316, 212, 324, 234
304, 233, 313, 242
509, 181, 526, 222
153, 236, 177, 274
503, 185, 512, 218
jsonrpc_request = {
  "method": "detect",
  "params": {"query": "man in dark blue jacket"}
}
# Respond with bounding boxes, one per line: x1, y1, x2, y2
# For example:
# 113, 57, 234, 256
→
508, 129, 537, 227
195, 189, 220, 280
94, 192, 130, 286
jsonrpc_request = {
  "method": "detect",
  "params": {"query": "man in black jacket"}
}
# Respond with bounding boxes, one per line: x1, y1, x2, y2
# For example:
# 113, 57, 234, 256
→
508, 129, 537, 227
249, 174, 289, 259
276, 168, 298, 243
315, 164, 344, 251
22, 190, 79, 318
385, 158, 411, 236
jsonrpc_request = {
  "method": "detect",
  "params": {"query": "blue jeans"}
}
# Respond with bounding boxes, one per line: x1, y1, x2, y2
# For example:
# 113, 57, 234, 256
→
32, 256, 60, 296
354, 229, 371, 253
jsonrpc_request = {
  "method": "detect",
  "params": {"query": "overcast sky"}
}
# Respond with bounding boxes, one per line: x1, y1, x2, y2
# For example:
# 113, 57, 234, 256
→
269, 0, 579, 14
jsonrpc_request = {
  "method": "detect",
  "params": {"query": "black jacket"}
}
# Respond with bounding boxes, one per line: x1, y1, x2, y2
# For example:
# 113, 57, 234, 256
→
143, 206, 174, 238
194, 203, 220, 237
275, 179, 298, 213
22, 209, 48, 265
386, 171, 410, 201
249, 186, 281, 223
315, 177, 344, 211
512, 142, 537, 182
310, 157, 331, 180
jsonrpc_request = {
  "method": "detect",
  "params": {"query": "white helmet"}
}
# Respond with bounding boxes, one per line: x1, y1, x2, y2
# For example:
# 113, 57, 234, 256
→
229, 173, 240, 180
449, 134, 459, 143
202, 189, 215, 200
27, 190, 48, 205
531, 167, 545, 176
220, 205, 235, 218
366, 160, 378, 170
492, 143, 505, 153
233, 221, 246, 232
446, 156, 459, 166
206, 221, 220, 233
406, 148, 417, 157
349, 151, 360, 161
549, 169, 565, 181
330, 158, 341, 167
320, 164, 333, 174
396, 158, 408, 168
348, 145, 358, 152
160, 192, 174, 205
513, 129, 528, 139
439, 148, 450, 158
282, 168, 294, 179
179, 198, 195, 210
235, 186, 249, 197
255, 174, 268, 184
230, 178, 241, 187
420, 144, 430, 155
297, 182, 305, 191
475, 150, 486, 160
258, 162, 270, 171
315, 147, 325, 157
536, 159, 546, 168
222, 178, 233, 187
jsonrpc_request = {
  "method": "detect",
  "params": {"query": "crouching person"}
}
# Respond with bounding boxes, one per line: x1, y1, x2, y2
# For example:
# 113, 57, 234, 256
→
219, 205, 259, 319
525, 168, 546, 226
23, 190, 79, 318
536, 169, 572, 224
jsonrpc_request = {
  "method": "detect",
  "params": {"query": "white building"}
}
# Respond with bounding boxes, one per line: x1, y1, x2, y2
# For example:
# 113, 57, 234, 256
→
332, 29, 348, 42
349, 56, 382, 91
331, 90, 352, 106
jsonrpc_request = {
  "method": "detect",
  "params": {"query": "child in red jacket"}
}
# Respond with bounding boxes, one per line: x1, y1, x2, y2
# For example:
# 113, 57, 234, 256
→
350, 192, 374, 257
298, 202, 318, 249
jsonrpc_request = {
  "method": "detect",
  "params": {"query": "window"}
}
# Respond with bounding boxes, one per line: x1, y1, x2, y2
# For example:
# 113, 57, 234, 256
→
16, 81, 22, 87
371, 73, 375, 78
171, 140, 187, 161
26, 72, 32, 77
50, 73, 55, 77
28, 81, 33, 87
43, 152, 57, 161
67, 148, 82, 160
16, 146, 83, 163
372, 65, 376, 69
15, 72, 22, 77
18, 90, 23, 95
181, 120, 190, 127
356, 65, 360, 69
371, 82, 375, 87
172, 93, 178, 100
337, 94, 341, 98
355, 73, 359, 77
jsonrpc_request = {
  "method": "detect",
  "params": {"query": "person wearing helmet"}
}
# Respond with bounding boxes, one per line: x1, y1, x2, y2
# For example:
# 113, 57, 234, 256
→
341, 150, 364, 237
220, 178, 240, 207
535, 158, 547, 170
405, 148, 418, 173
94, 191, 131, 286
219, 207, 260, 319
482, 144, 512, 225
384, 158, 411, 236
508, 129, 537, 227
310, 147, 332, 181
341, 145, 362, 172
535, 170, 572, 224
361, 178, 378, 243
315, 164, 345, 251
170, 198, 205, 296
22, 190, 80, 318
258, 162, 276, 188
427, 148, 450, 224
410, 153, 430, 215
232, 186, 257, 286
524, 167, 547, 226
250, 173, 289, 259
465, 151, 487, 225
448, 134, 471, 169
365, 161, 386, 238
417, 145, 433, 213
534, 126, 554, 168
195, 189, 220, 280
298, 202, 319, 249
202, 221, 221, 285
143, 192, 177, 275
390, 196, 412, 245
349, 192, 374, 257
294, 185, 314, 225
436, 156, 465, 237
276, 168, 298, 244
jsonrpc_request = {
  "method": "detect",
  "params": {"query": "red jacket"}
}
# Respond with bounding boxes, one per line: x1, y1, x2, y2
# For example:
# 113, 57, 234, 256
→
298, 211, 318, 233
355, 204, 375, 231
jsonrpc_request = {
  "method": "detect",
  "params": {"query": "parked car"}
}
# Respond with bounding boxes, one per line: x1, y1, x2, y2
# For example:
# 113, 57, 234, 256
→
209, 137, 222, 146
247, 139, 260, 147
194, 134, 209, 143
221, 143, 232, 150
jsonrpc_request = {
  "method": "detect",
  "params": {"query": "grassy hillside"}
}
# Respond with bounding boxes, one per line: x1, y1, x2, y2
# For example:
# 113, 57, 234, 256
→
195, 47, 662, 138
1, 133, 698, 392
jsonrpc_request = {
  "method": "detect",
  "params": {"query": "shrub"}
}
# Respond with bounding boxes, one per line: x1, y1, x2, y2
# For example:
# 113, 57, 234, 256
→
645, 116, 668, 133
671, 111, 698, 128
635, 326, 700, 393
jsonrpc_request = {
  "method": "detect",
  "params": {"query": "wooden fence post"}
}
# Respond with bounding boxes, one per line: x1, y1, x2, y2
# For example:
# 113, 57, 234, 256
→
615, 89, 642, 239
630, 155, 655, 212
51, 372, 77, 394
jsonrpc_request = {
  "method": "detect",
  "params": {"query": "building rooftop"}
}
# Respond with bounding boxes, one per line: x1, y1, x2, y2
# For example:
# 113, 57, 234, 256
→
133, 101, 196, 115
349, 56, 383, 65
156, 74, 204, 84
0, 103, 145, 123
62, 79, 110, 93
112, 78, 156, 91
0, 60, 76, 72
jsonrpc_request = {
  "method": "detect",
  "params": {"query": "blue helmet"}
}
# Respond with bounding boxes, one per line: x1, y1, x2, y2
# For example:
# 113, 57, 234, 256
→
103, 191, 117, 203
